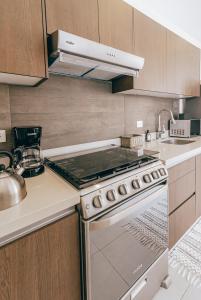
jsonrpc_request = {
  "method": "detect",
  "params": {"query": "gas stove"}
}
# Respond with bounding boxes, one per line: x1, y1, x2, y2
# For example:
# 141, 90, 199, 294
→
46, 146, 169, 300
45, 147, 158, 189
46, 147, 168, 219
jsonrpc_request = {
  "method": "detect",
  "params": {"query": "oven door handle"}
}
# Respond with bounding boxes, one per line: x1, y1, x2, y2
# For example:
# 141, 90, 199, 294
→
90, 185, 167, 231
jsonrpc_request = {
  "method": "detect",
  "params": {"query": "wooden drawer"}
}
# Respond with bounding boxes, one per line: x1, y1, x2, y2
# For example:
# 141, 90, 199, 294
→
169, 170, 195, 213
168, 157, 195, 184
169, 194, 196, 249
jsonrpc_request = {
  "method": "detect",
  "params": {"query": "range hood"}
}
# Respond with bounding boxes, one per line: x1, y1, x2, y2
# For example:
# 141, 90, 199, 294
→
48, 30, 144, 81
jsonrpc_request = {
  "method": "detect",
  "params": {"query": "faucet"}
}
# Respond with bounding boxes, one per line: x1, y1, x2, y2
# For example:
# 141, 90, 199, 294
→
158, 109, 176, 139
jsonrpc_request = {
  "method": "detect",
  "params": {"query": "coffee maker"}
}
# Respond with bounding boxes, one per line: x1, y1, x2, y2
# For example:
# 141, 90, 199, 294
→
13, 127, 44, 178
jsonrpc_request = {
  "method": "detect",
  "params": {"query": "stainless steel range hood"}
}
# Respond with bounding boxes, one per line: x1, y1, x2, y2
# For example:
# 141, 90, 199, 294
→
48, 30, 144, 81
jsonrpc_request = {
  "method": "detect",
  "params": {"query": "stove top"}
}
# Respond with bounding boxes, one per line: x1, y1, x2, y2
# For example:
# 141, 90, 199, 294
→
45, 147, 158, 189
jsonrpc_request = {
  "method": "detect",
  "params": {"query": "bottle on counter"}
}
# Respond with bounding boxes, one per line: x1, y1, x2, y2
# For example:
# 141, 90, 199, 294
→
145, 130, 151, 142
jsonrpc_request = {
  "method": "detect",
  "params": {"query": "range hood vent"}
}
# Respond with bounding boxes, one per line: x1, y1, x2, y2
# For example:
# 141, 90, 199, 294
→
48, 30, 144, 81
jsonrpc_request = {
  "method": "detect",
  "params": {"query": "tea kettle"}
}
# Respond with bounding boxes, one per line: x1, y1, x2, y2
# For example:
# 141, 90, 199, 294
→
0, 151, 27, 211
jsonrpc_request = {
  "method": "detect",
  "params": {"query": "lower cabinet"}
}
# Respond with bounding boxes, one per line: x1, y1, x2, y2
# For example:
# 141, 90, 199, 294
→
0, 212, 81, 300
169, 195, 196, 249
168, 158, 196, 249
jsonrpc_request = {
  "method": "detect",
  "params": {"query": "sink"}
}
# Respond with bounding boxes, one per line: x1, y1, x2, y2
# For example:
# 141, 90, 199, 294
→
161, 139, 195, 145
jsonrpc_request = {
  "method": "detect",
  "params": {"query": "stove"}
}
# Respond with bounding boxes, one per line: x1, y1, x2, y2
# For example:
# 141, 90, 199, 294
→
45, 147, 158, 189
45, 146, 169, 300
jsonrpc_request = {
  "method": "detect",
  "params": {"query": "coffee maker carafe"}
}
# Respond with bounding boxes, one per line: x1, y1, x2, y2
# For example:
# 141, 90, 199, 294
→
13, 127, 44, 178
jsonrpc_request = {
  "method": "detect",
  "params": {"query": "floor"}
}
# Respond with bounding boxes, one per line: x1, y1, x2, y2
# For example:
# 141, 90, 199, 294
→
153, 267, 201, 300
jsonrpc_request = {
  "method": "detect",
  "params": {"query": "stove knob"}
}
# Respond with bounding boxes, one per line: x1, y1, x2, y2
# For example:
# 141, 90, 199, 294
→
118, 184, 128, 195
106, 189, 116, 202
159, 168, 167, 176
151, 171, 160, 180
132, 179, 141, 189
143, 174, 152, 183
92, 195, 102, 208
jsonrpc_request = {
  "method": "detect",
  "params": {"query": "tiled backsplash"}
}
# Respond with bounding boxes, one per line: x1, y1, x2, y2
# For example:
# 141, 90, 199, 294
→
0, 75, 173, 150
0, 85, 11, 150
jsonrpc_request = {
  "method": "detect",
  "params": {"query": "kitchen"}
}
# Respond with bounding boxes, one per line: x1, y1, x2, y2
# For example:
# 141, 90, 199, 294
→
0, 0, 201, 299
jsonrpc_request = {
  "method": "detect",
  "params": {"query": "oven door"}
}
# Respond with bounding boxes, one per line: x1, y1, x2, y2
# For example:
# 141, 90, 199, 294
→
81, 182, 168, 300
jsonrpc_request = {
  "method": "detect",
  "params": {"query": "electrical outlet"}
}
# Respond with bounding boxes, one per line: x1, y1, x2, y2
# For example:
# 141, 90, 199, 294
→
137, 120, 143, 128
0, 130, 6, 143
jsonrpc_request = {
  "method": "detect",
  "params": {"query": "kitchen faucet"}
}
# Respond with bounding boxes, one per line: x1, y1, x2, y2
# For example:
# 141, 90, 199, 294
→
158, 109, 176, 139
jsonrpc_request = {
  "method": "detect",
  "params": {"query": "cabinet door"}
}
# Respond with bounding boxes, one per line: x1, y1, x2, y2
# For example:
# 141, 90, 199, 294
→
0, 213, 81, 300
185, 42, 200, 97
133, 9, 166, 92
0, 0, 46, 78
169, 170, 195, 213
98, 0, 133, 53
46, 0, 99, 42
166, 30, 177, 94
167, 30, 200, 97
169, 195, 196, 249
168, 158, 195, 213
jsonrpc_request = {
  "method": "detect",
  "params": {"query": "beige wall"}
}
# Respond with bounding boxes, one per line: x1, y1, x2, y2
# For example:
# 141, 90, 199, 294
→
185, 91, 201, 119
0, 75, 173, 150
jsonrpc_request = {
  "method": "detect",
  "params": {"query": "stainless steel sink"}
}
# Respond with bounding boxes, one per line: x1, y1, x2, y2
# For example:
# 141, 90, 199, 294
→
161, 139, 195, 145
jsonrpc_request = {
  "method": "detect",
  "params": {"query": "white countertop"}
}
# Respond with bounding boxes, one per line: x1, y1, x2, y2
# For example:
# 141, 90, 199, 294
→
0, 168, 80, 246
145, 136, 201, 168
1, 136, 201, 246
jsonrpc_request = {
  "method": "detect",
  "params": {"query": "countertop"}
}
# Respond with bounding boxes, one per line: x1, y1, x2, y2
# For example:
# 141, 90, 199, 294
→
0, 168, 80, 247
145, 136, 201, 168
2, 135, 201, 246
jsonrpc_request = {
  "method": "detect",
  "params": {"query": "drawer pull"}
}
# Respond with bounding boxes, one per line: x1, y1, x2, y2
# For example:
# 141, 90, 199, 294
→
130, 278, 147, 299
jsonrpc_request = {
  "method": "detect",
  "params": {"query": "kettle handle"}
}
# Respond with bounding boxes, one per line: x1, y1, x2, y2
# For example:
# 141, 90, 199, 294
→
0, 151, 13, 169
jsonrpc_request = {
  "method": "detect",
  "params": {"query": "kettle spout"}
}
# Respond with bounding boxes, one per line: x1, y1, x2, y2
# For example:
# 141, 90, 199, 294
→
16, 167, 25, 176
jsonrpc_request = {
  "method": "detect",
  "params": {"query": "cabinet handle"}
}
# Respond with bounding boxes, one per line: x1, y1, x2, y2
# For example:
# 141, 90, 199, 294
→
131, 278, 148, 299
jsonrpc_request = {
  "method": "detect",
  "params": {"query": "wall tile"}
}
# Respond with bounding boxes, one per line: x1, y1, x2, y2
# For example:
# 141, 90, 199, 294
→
8, 75, 174, 149
125, 95, 173, 134
0, 84, 11, 150
10, 75, 125, 149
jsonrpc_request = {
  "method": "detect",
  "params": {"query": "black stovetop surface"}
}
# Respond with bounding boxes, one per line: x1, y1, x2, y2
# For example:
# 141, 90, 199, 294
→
45, 147, 158, 189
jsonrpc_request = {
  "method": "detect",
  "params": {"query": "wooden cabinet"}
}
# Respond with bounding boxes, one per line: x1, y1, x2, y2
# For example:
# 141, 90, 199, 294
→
45, 0, 99, 42
113, 9, 200, 98
0, 0, 47, 84
0, 213, 81, 300
133, 9, 166, 93
169, 171, 195, 213
168, 158, 196, 248
167, 30, 200, 97
98, 0, 133, 53
168, 157, 196, 213
169, 195, 196, 249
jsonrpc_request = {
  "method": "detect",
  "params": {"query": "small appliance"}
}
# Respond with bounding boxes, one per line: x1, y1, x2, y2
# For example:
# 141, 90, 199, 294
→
13, 127, 44, 178
170, 119, 201, 138
0, 151, 27, 210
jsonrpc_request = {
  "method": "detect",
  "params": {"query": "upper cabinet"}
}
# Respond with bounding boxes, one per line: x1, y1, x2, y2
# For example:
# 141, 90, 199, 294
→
0, 0, 47, 86
98, 0, 133, 53
133, 10, 166, 93
1, 0, 199, 92
113, 7, 200, 98
167, 30, 200, 97
45, 0, 99, 42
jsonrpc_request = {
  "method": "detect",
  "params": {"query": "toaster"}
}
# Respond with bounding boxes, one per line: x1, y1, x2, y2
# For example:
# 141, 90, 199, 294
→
170, 119, 201, 138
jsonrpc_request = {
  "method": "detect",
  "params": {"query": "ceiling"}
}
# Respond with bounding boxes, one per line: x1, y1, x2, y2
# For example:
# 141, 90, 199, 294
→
124, 0, 201, 49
